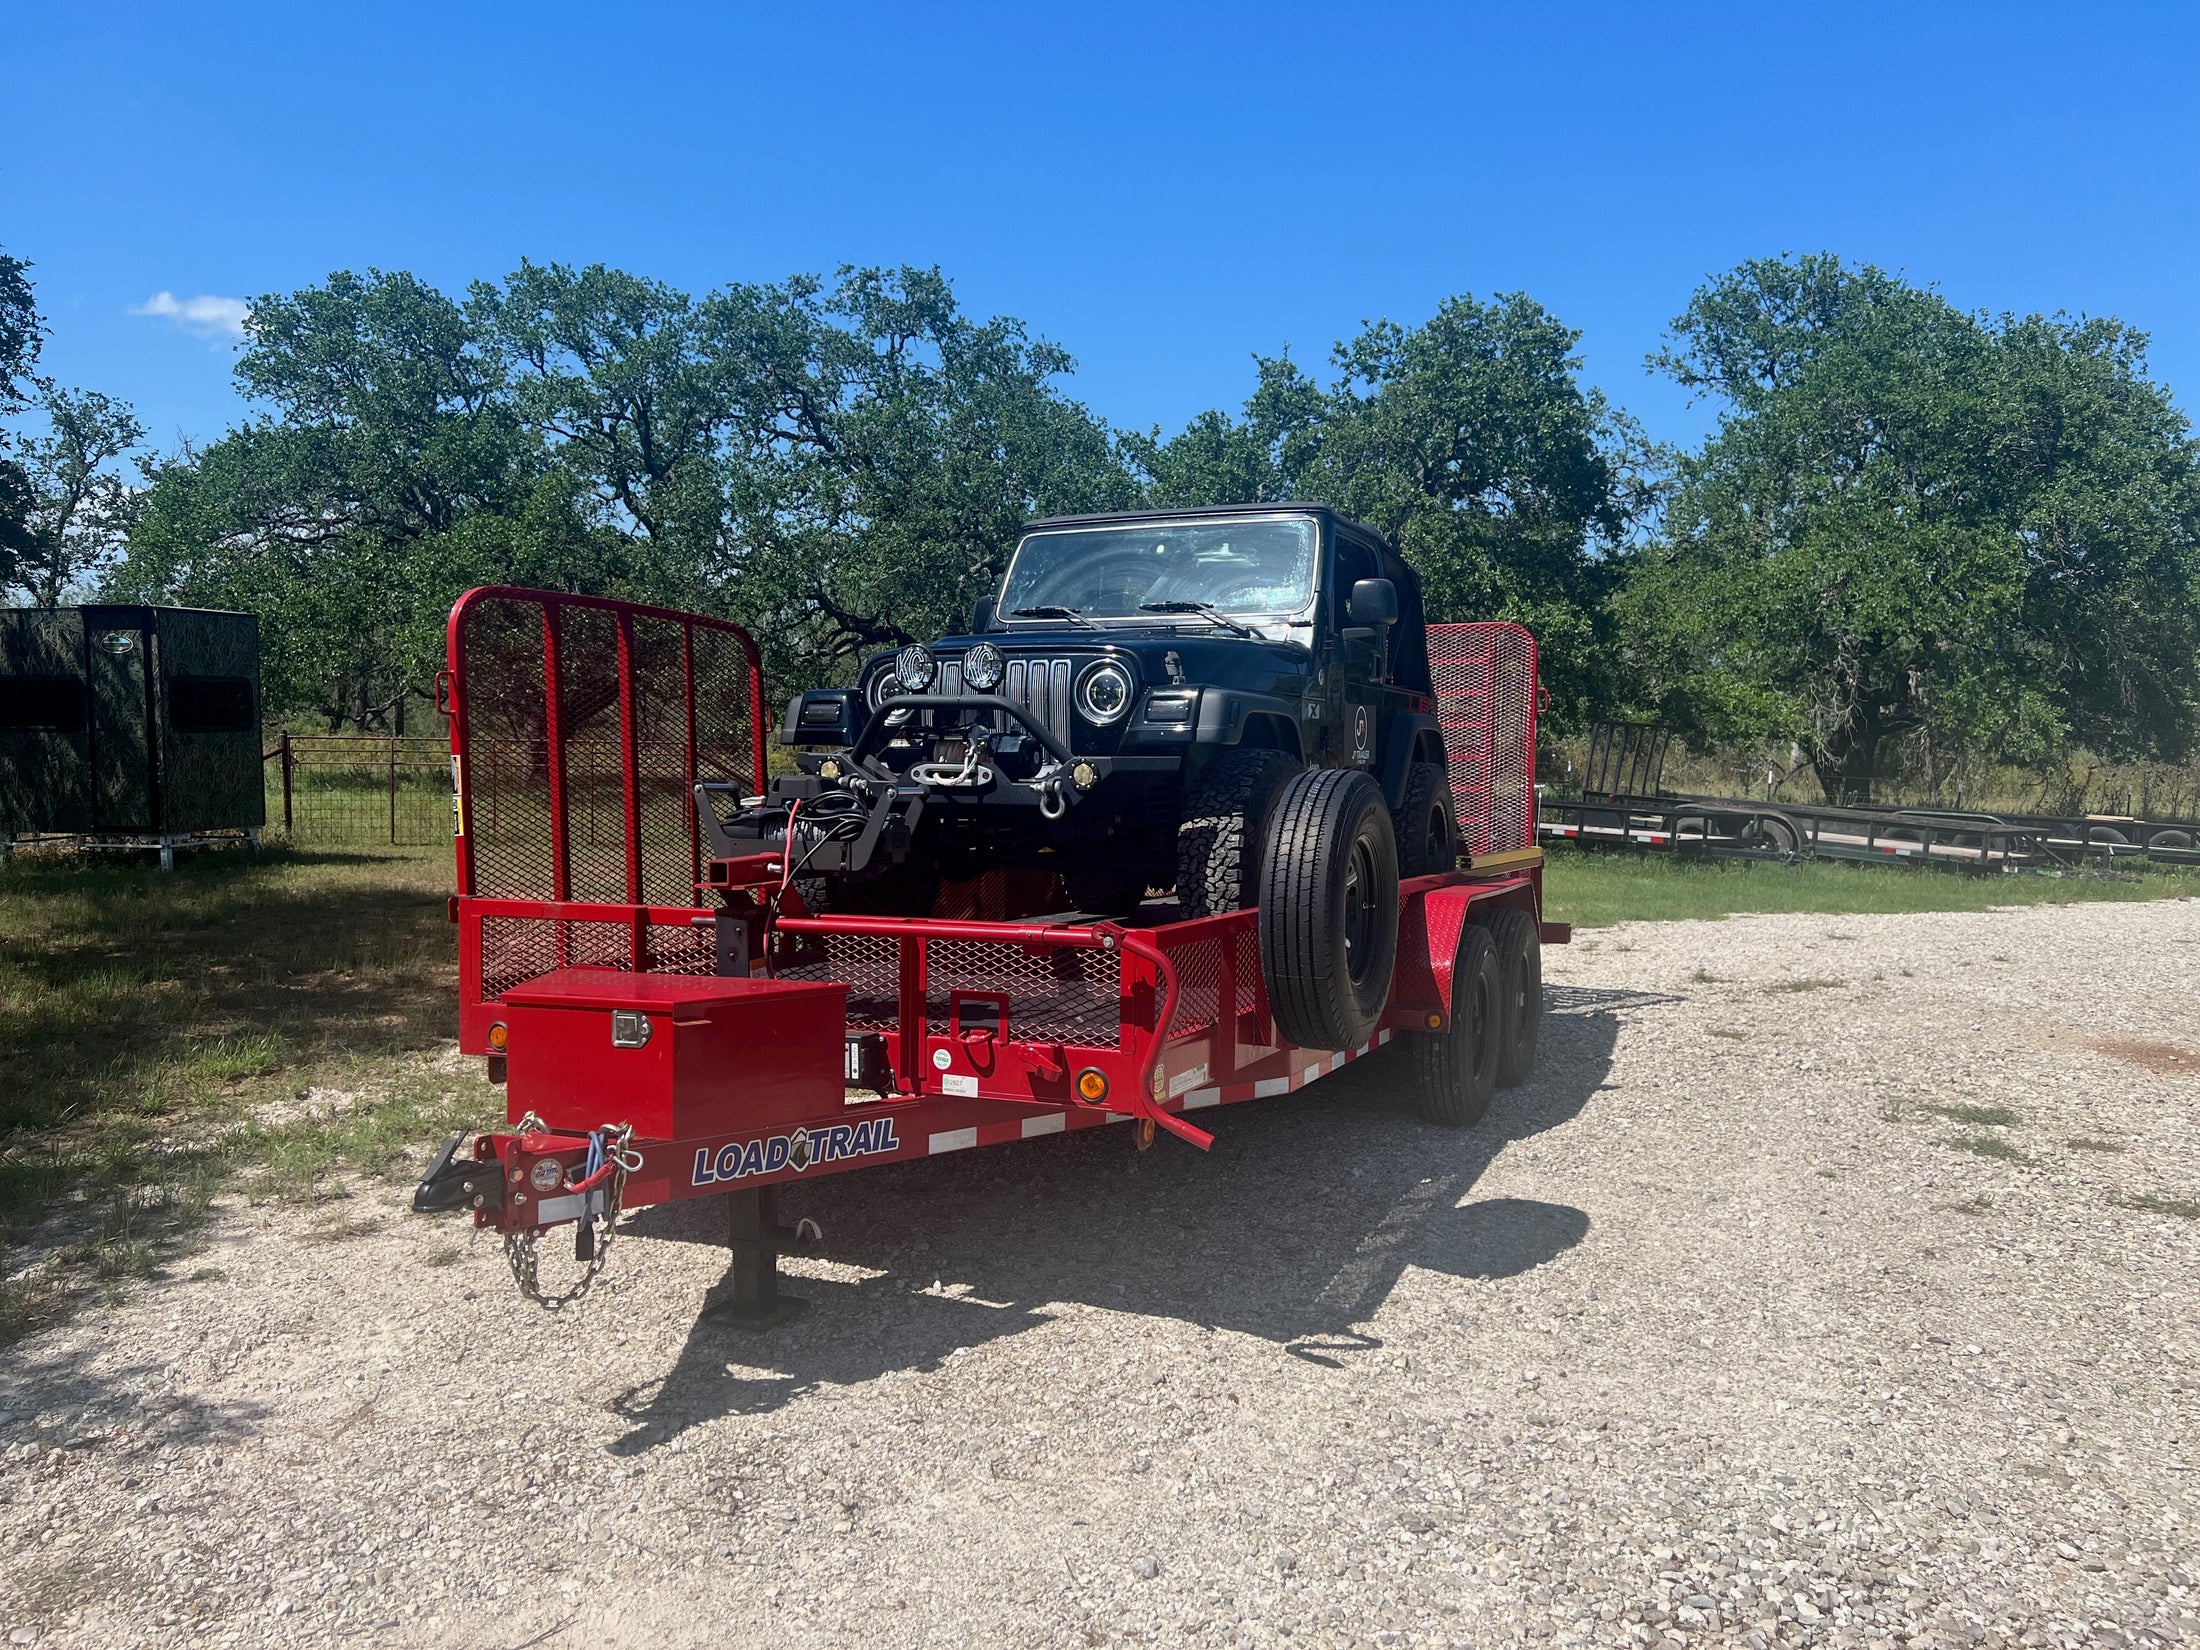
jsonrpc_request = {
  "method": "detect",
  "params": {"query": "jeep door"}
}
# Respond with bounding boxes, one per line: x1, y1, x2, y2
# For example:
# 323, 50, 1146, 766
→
1324, 531, 1403, 774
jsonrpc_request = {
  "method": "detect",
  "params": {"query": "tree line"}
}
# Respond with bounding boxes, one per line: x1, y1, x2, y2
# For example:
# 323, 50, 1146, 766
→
3, 246, 2197, 804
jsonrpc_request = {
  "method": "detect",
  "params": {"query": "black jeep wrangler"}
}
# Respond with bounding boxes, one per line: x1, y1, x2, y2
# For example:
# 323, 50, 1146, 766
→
714, 502, 1456, 943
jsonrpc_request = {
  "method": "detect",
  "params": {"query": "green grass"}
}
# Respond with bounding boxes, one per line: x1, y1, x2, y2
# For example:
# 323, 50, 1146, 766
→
0, 843, 497, 1339
2113, 1192, 2200, 1220
1949, 1133, 2027, 1163
1542, 845, 2200, 929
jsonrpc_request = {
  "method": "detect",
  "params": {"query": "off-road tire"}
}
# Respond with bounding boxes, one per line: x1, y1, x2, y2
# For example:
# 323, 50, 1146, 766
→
1062, 862, 1149, 919
1393, 760, 1458, 877
1408, 923, 1500, 1126
1258, 768, 1400, 1051
1484, 906, 1541, 1088
1177, 749, 1302, 917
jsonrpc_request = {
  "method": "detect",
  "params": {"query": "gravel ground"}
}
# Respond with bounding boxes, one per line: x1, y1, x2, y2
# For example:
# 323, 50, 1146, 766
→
3, 897, 2198, 1650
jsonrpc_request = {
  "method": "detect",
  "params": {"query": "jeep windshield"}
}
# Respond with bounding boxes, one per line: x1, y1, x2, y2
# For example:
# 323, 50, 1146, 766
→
999, 516, 1317, 624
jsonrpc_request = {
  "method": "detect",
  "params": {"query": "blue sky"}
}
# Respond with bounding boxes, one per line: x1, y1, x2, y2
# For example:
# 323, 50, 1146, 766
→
8, 2, 2200, 459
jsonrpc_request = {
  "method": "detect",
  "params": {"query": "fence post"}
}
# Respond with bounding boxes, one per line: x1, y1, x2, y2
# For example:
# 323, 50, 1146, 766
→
388, 736, 398, 845
281, 731, 294, 833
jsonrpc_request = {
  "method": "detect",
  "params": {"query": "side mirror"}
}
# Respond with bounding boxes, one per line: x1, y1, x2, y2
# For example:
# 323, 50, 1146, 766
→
970, 594, 998, 633
1348, 578, 1398, 627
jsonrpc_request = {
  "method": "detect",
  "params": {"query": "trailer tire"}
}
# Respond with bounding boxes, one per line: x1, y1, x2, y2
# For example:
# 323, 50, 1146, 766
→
1393, 760, 1458, 877
1177, 748, 1301, 917
1409, 924, 1500, 1126
1485, 907, 1541, 1088
1259, 768, 1400, 1051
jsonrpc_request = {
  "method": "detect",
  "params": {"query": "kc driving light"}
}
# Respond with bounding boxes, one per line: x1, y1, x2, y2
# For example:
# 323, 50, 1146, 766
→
1075, 660, 1133, 724
962, 641, 1004, 691
895, 643, 937, 692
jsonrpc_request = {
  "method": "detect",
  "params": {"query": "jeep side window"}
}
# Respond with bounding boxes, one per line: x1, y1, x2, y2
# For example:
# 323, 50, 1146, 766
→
1330, 539, 1378, 634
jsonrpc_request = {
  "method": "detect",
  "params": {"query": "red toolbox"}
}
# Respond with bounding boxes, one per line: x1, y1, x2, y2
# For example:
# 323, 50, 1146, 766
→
497, 969, 849, 1140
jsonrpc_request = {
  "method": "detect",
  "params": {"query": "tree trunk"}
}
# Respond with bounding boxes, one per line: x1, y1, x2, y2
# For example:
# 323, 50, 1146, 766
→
1813, 712, 1881, 807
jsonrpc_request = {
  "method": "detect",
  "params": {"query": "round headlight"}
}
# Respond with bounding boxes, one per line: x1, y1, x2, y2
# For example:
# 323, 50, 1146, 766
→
867, 669, 903, 709
895, 644, 937, 692
1075, 660, 1134, 724
963, 642, 1005, 692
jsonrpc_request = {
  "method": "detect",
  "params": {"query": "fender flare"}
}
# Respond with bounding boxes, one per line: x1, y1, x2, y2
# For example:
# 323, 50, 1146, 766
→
1377, 711, 1444, 808
1193, 690, 1304, 761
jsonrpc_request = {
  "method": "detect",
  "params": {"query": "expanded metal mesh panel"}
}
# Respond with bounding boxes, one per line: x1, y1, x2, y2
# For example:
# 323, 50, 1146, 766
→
556, 605, 629, 904
459, 599, 556, 899
1152, 919, 1262, 1040
774, 932, 902, 1031
924, 940, 1121, 1048
1426, 622, 1538, 857
629, 614, 698, 906
453, 591, 762, 906
476, 916, 629, 1000
475, 916, 718, 1003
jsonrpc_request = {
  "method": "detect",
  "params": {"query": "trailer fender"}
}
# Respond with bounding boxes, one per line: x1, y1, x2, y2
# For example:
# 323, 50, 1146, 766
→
1391, 882, 1488, 1021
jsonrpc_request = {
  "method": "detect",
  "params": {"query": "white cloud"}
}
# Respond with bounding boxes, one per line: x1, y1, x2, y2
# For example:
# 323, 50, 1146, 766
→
131, 290, 250, 340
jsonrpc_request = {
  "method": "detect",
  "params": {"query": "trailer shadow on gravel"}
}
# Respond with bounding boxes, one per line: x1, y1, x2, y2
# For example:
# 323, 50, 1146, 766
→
605, 984, 1667, 1445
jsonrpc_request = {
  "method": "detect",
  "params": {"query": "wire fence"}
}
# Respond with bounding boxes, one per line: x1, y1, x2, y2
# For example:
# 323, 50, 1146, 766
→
265, 733, 454, 846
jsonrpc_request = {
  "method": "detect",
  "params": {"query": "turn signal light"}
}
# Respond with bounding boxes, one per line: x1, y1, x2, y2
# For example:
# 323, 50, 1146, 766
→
1075, 1068, 1109, 1104
487, 1021, 509, 1052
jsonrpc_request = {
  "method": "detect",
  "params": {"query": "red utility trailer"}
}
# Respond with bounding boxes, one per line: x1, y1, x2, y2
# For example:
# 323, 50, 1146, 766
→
418, 588, 1566, 1320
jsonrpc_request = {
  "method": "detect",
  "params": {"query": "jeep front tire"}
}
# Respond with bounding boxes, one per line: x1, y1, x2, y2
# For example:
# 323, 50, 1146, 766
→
1176, 748, 1301, 917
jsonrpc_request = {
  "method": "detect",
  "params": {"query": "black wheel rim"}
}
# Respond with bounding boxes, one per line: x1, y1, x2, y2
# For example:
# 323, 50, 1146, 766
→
1342, 834, 1376, 985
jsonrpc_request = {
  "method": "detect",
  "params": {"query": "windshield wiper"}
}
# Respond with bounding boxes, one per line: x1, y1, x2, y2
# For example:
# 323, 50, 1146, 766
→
1139, 601, 1257, 638
1009, 605, 1102, 631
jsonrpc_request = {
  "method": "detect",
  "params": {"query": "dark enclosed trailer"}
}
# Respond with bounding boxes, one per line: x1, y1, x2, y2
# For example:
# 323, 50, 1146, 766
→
0, 605, 264, 864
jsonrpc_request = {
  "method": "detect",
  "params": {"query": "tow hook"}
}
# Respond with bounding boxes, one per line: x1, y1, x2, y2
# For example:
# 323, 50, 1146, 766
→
412, 1133, 505, 1214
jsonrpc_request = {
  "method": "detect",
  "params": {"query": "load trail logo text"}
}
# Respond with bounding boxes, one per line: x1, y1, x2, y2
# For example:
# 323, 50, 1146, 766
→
690, 1118, 901, 1185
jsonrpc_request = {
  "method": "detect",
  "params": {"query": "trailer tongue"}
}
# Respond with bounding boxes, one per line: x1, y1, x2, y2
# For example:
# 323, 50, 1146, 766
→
416, 587, 1561, 1321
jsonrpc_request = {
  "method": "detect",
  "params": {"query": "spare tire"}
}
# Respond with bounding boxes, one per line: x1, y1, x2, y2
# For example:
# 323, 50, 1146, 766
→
1259, 769, 1400, 1050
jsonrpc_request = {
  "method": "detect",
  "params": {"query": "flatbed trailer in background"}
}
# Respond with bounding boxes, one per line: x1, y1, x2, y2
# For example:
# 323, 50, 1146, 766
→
1539, 722, 2200, 873
416, 590, 1564, 1321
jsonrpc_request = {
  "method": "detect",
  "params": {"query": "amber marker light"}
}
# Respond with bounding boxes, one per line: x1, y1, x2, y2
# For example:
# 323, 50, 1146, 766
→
1075, 1068, 1109, 1104
488, 1021, 509, 1052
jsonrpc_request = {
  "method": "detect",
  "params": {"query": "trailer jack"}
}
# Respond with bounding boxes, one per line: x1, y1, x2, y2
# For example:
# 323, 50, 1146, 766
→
703, 1186, 809, 1330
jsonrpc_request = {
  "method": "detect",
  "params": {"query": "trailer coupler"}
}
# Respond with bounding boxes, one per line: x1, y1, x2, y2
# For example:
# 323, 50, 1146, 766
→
412, 1132, 503, 1214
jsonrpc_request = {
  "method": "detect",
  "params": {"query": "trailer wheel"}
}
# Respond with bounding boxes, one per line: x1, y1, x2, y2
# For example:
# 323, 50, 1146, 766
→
1409, 924, 1499, 1126
1177, 748, 1301, 917
1393, 760, 1458, 877
1485, 907, 1541, 1088
1259, 768, 1400, 1051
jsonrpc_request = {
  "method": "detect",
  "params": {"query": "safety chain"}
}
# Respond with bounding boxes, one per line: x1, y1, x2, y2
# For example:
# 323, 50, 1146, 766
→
502, 1121, 641, 1312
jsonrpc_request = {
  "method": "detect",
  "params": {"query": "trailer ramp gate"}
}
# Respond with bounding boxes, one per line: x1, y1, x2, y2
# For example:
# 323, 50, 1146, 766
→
1426, 622, 1537, 857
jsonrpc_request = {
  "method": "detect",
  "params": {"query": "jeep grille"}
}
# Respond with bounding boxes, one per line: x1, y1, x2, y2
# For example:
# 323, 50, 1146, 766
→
944, 655, 1076, 745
